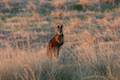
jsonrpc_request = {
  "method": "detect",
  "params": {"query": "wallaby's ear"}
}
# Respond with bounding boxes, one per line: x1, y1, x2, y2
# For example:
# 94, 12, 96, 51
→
61, 25, 63, 28
57, 25, 60, 28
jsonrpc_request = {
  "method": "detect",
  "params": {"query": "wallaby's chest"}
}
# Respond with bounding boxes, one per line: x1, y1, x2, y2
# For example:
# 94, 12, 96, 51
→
49, 34, 64, 48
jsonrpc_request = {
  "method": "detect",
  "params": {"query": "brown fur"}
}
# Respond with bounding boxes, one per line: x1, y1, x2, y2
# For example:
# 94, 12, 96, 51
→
47, 25, 64, 60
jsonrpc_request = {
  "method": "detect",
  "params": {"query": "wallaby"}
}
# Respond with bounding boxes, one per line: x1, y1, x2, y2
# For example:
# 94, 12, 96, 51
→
47, 24, 64, 60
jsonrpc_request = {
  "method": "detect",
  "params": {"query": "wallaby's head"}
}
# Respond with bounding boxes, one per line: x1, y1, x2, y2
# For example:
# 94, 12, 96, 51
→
56, 24, 63, 34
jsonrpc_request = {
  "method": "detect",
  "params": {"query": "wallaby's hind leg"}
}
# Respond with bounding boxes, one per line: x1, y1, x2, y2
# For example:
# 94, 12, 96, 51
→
47, 51, 53, 59
47, 48, 52, 59
47, 52, 52, 59
56, 48, 60, 58
53, 48, 58, 58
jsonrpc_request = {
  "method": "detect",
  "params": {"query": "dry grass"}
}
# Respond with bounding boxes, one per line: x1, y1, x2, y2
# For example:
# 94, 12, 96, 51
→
51, 0, 67, 8
0, 0, 120, 80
